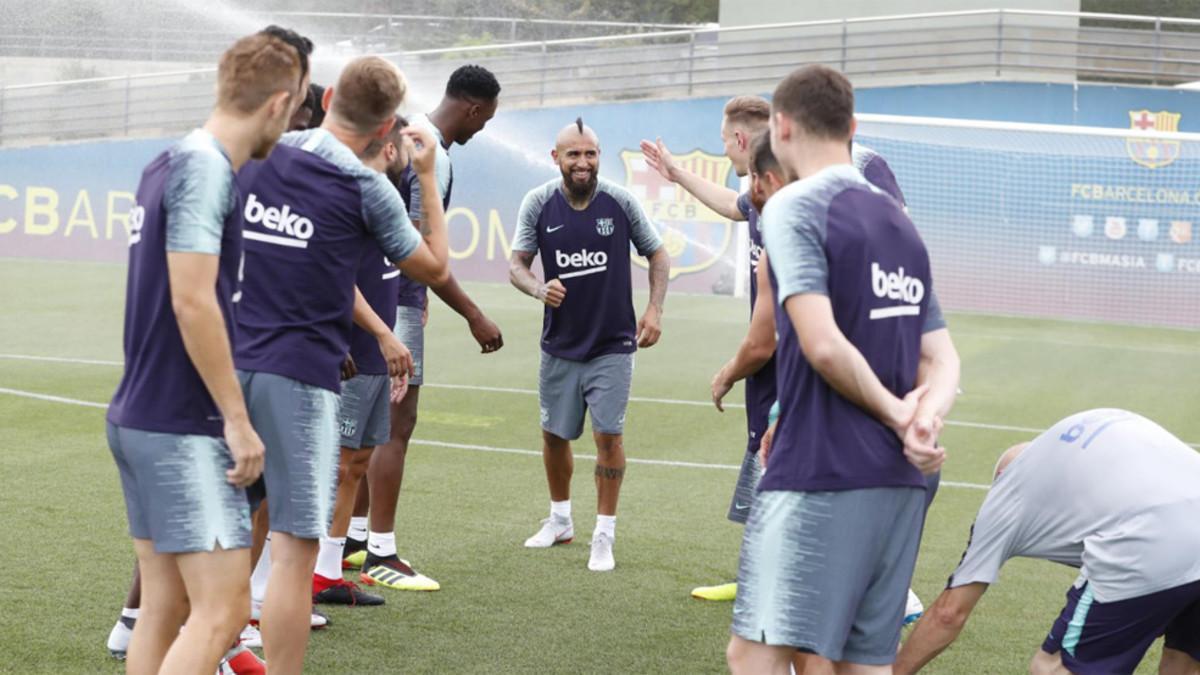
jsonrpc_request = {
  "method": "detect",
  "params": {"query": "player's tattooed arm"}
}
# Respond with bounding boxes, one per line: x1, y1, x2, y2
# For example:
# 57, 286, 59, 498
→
594, 465, 625, 480
637, 247, 670, 348
509, 250, 565, 308
400, 126, 447, 241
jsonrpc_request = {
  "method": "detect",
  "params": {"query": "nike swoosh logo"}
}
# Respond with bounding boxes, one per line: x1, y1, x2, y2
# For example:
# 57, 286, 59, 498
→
547, 224, 565, 233
734, 502, 751, 510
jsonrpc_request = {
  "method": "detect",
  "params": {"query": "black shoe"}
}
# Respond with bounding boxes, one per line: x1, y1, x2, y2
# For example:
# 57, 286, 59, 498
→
313, 577, 385, 606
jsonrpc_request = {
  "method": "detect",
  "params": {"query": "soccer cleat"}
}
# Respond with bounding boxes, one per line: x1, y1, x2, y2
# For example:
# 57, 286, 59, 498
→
106, 615, 135, 659
588, 532, 615, 572
691, 582, 738, 601
311, 609, 330, 629
360, 554, 441, 591
524, 516, 574, 548
904, 588, 925, 626
238, 623, 262, 649
343, 537, 368, 569
219, 643, 266, 675
313, 574, 385, 606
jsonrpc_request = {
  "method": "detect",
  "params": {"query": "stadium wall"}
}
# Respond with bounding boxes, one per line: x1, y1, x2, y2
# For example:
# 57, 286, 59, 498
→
2, 81, 1199, 328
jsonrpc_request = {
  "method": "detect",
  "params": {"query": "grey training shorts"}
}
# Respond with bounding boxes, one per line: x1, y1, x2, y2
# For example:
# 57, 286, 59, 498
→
238, 370, 339, 540
538, 351, 634, 441
338, 373, 391, 449
106, 422, 252, 554
393, 305, 424, 387
732, 487, 927, 665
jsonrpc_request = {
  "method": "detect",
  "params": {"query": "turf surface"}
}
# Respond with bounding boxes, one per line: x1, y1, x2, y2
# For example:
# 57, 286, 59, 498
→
1, 258, 1195, 673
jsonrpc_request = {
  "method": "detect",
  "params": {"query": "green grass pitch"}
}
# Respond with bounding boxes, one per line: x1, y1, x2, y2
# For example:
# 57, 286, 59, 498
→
1, 258, 1196, 673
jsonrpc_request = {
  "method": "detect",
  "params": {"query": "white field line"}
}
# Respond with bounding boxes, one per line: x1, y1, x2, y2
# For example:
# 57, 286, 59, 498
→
0, 385, 992, 491
3, 353, 1198, 448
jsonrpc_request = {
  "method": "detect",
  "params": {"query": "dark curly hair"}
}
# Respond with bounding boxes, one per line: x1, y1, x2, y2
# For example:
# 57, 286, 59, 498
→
259, 25, 314, 79
445, 64, 500, 101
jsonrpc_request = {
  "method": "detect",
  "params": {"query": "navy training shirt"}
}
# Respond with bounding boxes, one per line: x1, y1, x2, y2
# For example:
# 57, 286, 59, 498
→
512, 177, 663, 362
761, 163, 945, 492
736, 190, 775, 450
234, 129, 422, 392
852, 143, 906, 207
108, 129, 243, 437
347, 248, 401, 375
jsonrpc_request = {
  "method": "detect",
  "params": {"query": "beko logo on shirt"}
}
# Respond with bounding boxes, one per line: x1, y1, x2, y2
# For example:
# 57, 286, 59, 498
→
869, 262, 924, 320
555, 248, 608, 279
243, 193, 314, 248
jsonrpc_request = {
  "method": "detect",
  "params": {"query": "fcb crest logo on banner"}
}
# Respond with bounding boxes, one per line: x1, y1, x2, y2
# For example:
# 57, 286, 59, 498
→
620, 148, 735, 280
1126, 110, 1181, 169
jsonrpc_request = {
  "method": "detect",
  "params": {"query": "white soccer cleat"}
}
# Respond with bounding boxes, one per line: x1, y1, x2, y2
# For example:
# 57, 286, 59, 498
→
239, 623, 263, 648
904, 588, 925, 626
106, 616, 134, 659
524, 516, 574, 548
588, 532, 615, 572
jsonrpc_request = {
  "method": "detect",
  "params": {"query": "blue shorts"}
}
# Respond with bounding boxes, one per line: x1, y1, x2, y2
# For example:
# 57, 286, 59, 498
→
338, 373, 390, 449
733, 487, 926, 665
1042, 578, 1200, 674
106, 422, 252, 554
239, 370, 339, 540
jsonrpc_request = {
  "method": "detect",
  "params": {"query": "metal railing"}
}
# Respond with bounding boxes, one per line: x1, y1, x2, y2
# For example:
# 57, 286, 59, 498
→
3, 9, 1199, 147
0, 12, 704, 63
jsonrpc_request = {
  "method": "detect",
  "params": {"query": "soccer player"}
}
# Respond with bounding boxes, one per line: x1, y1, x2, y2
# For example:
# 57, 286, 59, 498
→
349, 65, 505, 592
896, 409, 1200, 675
640, 96, 771, 601
310, 116, 413, 607
726, 65, 957, 674
104, 32, 303, 675
234, 56, 450, 674
509, 118, 671, 572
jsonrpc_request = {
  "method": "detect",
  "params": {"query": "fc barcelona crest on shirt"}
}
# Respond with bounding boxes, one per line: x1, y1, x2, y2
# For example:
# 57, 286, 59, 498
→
621, 148, 735, 280
1126, 110, 1181, 169
596, 218, 615, 236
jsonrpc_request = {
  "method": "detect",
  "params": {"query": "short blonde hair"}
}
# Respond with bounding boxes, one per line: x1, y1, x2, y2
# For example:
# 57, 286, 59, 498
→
331, 56, 407, 134
216, 33, 301, 115
723, 95, 770, 130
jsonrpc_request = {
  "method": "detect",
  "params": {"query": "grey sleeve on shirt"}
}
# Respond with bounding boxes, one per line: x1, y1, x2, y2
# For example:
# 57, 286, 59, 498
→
761, 187, 830, 303
600, 179, 663, 257
924, 290, 947, 333
360, 172, 422, 264
512, 183, 550, 254
948, 487, 1022, 588
406, 147, 452, 223
163, 148, 233, 256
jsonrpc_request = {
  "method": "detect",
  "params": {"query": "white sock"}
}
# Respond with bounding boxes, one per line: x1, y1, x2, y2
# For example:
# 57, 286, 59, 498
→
368, 530, 396, 558
250, 536, 271, 605
348, 517, 368, 542
120, 607, 139, 620
595, 514, 616, 539
550, 500, 571, 521
315, 537, 346, 581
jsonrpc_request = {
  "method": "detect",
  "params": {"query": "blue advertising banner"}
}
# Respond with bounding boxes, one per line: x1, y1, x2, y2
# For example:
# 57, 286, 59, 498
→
3, 81, 1199, 325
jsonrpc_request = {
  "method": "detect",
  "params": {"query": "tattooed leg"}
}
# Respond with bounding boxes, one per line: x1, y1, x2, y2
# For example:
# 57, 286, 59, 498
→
593, 432, 626, 516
